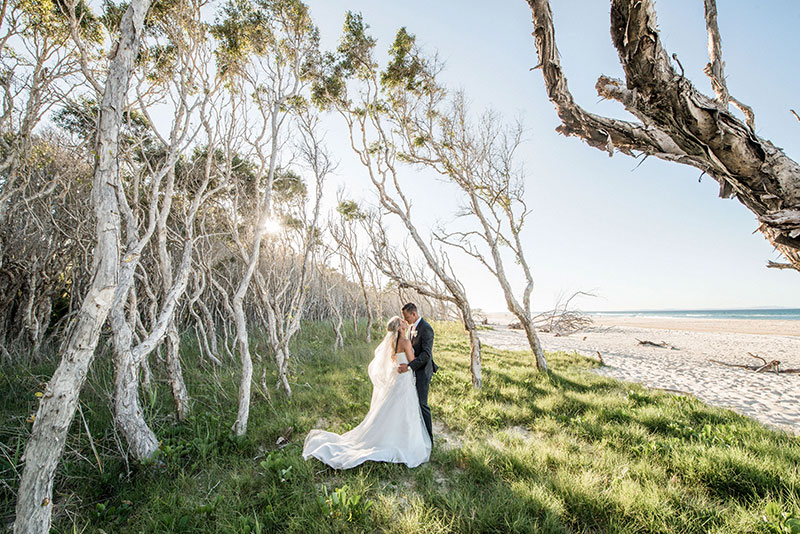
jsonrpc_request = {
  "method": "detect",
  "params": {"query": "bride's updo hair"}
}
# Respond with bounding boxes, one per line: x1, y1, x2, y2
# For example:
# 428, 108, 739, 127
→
386, 316, 402, 333
386, 316, 403, 358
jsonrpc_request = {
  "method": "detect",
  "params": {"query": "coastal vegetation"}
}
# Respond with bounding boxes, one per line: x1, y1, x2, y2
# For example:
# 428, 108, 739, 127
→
3, 322, 798, 533
3, 0, 799, 530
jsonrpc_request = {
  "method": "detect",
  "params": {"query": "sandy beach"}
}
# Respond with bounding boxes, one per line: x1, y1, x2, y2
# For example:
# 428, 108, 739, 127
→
479, 313, 800, 435
591, 315, 800, 337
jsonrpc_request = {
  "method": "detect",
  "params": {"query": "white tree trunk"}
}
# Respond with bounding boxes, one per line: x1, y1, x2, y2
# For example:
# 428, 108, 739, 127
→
330, 300, 344, 350
231, 229, 270, 434
231, 95, 283, 436
197, 298, 219, 360
231, 295, 254, 435
13, 1, 151, 531
113, 341, 160, 460
140, 353, 153, 394
157, 176, 190, 421
275, 345, 292, 396
365, 310, 373, 342
166, 322, 189, 421
110, 260, 160, 460
522, 320, 549, 373
331, 316, 344, 349
464, 312, 483, 388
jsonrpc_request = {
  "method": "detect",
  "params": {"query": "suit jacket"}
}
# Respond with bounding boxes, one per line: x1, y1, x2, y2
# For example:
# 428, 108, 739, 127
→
407, 318, 438, 377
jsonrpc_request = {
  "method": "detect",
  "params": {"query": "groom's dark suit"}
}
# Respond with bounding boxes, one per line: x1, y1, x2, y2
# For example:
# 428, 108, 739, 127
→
407, 318, 437, 443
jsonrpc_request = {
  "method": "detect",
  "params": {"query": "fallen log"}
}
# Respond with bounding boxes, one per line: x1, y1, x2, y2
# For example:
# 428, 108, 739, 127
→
755, 360, 781, 373
635, 338, 679, 350
708, 356, 799, 375
708, 359, 752, 369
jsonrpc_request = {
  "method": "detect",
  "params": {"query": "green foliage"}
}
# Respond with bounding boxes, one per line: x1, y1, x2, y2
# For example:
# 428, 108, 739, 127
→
310, 11, 376, 108
140, 43, 178, 85
310, 52, 346, 108
100, 0, 177, 36
310, 17, 438, 112
16, 0, 103, 42
178, 145, 258, 197
380, 27, 427, 93
763, 501, 800, 534
272, 168, 307, 202
99, 1, 126, 34
337, 11, 377, 77
317, 484, 374, 523
210, 0, 272, 78
52, 96, 99, 140
53, 96, 154, 154
90, 500, 133, 528
336, 199, 366, 221
210, 0, 319, 82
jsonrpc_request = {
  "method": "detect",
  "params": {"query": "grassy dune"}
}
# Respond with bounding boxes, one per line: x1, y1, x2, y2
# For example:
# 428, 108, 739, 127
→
2, 321, 799, 533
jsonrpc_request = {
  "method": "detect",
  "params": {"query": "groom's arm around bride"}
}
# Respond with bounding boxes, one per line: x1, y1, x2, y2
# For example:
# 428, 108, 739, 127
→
398, 303, 437, 376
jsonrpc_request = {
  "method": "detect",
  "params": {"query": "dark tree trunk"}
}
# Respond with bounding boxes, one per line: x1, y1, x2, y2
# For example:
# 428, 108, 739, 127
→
526, 0, 800, 271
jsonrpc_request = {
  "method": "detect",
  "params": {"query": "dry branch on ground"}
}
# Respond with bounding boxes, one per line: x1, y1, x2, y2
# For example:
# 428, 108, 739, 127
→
636, 339, 679, 350
709, 352, 800, 374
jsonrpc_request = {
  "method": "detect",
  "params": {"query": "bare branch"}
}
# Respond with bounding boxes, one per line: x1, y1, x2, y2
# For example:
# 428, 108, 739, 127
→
526, 0, 800, 272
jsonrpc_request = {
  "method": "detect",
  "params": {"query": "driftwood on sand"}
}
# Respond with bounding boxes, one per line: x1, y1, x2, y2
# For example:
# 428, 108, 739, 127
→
636, 338, 679, 350
709, 352, 800, 374
532, 291, 595, 336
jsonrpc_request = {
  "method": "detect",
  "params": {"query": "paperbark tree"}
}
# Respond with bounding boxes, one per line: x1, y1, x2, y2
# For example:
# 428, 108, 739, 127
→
400, 90, 549, 372
0, 135, 94, 358
0, 0, 99, 220
331, 197, 375, 342
257, 110, 328, 396
525, 0, 800, 271
316, 249, 345, 350
13, 0, 152, 531
314, 13, 484, 387
212, 0, 320, 434
0, 1, 101, 358
106, 0, 217, 459
369, 207, 484, 386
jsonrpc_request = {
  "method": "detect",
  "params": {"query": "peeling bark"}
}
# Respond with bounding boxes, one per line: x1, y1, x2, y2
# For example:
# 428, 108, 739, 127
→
166, 323, 189, 421
13, 1, 152, 531
526, 0, 800, 270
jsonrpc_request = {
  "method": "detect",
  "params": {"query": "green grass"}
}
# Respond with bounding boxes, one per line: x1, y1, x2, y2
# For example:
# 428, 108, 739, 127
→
2, 321, 800, 533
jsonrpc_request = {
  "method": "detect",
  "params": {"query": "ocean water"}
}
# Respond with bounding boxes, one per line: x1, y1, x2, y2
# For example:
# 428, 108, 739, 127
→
590, 308, 800, 321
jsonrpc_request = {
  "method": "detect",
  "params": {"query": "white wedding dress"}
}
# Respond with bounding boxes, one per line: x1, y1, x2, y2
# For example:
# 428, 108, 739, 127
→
302, 333, 432, 469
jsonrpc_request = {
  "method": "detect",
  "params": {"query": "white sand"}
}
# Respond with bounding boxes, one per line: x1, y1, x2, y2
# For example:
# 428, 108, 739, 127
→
478, 316, 800, 435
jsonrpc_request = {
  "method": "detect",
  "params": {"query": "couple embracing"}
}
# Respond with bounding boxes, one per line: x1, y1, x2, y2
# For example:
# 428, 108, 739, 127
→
302, 303, 438, 469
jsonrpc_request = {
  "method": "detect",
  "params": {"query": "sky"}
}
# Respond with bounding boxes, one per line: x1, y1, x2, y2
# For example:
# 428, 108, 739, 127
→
303, 1, 800, 313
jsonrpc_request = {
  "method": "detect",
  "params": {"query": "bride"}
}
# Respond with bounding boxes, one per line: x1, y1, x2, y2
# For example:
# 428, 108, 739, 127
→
302, 316, 432, 469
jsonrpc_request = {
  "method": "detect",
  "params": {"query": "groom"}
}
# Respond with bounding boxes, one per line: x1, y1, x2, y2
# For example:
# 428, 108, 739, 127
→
398, 303, 437, 444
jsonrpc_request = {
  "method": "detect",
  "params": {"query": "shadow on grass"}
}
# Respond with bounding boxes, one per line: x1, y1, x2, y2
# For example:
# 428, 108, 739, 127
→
2, 322, 799, 533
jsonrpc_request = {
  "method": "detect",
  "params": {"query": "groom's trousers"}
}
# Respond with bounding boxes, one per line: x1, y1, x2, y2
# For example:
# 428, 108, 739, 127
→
415, 374, 433, 444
